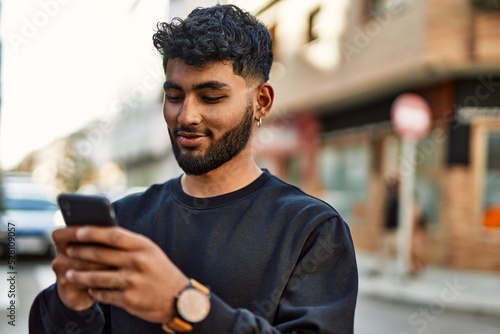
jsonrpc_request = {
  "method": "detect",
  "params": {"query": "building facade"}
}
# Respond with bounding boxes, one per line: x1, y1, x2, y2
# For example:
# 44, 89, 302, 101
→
252, 0, 500, 272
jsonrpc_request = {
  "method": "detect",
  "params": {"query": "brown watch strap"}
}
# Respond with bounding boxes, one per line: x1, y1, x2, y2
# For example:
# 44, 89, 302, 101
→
162, 317, 192, 333
190, 279, 210, 295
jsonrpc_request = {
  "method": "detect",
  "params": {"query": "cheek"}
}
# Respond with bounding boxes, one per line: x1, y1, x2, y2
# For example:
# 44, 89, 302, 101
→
218, 99, 253, 126
163, 104, 176, 128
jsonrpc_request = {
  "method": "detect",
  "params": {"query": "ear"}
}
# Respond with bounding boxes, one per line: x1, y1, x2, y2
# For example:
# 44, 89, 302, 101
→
254, 83, 274, 121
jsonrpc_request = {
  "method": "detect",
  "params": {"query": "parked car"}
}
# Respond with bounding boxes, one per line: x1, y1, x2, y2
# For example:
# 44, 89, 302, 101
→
0, 173, 62, 257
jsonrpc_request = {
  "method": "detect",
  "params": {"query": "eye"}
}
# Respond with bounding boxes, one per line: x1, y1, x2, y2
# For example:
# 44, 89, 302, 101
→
165, 94, 184, 103
202, 96, 225, 104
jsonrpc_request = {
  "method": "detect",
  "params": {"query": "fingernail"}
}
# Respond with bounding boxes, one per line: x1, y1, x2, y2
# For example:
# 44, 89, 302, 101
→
66, 247, 74, 256
66, 270, 75, 280
76, 227, 88, 240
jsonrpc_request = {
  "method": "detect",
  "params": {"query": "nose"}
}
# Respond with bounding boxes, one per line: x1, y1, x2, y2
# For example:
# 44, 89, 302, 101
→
177, 96, 202, 126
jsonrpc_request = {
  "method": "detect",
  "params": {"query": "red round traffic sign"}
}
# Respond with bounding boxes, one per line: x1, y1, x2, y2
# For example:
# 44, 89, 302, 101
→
391, 93, 431, 141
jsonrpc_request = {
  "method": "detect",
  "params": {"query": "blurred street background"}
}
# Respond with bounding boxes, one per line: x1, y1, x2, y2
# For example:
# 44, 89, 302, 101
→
1, 0, 500, 333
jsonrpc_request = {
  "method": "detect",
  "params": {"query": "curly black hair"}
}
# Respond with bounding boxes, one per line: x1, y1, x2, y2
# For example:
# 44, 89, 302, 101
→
152, 4, 273, 83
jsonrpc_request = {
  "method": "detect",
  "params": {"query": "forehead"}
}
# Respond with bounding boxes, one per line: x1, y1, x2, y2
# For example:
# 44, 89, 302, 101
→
165, 59, 247, 89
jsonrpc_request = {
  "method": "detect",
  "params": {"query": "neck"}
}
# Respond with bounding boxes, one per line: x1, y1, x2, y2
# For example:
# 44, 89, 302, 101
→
180, 148, 262, 198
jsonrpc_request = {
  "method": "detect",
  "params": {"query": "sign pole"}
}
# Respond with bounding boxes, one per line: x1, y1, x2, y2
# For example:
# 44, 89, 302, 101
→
391, 93, 431, 280
396, 138, 416, 278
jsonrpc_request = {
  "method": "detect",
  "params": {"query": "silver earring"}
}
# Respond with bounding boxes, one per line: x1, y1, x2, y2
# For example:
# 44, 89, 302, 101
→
257, 118, 262, 128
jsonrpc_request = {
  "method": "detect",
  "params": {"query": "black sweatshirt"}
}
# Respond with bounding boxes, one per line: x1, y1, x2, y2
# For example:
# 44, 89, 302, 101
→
29, 170, 358, 333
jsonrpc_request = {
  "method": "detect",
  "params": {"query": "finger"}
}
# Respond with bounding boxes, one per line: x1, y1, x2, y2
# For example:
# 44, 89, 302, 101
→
52, 227, 81, 246
74, 226, 149, 251
52, 255, 114, 291
52, 253, 112, 274
66, 269, 128, 290
87, 288, 126, 308
66, 244, 130, 268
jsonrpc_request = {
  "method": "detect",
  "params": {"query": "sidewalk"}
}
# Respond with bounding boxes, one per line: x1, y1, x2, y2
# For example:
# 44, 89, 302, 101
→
356, 252, 500, 317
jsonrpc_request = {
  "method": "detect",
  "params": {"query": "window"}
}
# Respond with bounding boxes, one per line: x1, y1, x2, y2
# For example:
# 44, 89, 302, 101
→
483, 131, 500, 209
383, 134, 442, 227
307, 6, 321, 43
284, 156, 301, 186
366, 0, 409, 14
319, 141, 371, 224
268, 24, 280, 61
471, 0, 500, 12
473, 120, 500, 230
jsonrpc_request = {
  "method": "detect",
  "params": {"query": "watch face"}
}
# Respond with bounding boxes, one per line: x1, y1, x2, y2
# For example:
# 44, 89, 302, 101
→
177, 288, 211, 323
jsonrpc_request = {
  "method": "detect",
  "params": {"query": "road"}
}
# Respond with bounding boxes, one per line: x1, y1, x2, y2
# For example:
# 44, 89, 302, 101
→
1, 258, 500, 333
0, 256, 56, 334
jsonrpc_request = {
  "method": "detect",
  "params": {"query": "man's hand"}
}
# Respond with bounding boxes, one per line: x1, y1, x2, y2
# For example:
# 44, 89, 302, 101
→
52, 227, 109, 311
57, 226, 189, 324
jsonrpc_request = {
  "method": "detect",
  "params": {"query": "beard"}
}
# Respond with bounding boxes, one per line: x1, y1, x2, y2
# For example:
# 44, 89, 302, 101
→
168, 102, 254, 176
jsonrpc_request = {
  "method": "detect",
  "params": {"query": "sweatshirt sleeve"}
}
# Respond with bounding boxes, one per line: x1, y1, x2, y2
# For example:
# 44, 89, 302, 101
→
194, 217, 359, 334
29, 284, 107, 333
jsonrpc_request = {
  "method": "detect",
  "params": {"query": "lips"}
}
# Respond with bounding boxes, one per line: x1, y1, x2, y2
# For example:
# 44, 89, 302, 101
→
176, 131, 205, 148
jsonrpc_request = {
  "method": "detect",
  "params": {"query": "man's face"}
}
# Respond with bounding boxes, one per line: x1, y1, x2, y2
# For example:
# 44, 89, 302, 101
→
163, 59, 255, 175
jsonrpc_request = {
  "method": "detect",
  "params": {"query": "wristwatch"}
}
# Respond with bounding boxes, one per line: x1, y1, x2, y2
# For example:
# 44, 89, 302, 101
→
162, 279, 211, 333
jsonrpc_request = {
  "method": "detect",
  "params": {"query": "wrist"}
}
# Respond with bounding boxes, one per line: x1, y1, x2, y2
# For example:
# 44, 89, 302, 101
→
162, 279, 211, 333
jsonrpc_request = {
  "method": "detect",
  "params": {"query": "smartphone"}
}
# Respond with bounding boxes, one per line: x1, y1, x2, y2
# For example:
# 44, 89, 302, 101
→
57, 193, 117, 227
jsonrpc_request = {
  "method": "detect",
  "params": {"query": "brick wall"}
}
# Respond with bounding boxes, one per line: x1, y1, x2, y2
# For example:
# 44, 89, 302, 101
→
440, 166, 500, 272
474, 11, 500, 62
425, 0, 472, 67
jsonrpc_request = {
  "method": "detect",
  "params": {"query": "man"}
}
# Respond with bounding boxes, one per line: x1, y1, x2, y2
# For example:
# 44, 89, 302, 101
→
29, 4, 358, 333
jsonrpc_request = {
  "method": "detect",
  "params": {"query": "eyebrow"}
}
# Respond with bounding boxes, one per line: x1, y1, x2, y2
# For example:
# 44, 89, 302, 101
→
163, 80, 231, 92
163, 81, 183, 92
